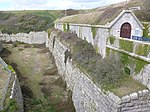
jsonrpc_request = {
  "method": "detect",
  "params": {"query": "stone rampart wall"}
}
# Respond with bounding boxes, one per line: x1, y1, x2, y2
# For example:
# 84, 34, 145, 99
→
46, 31, 150, 112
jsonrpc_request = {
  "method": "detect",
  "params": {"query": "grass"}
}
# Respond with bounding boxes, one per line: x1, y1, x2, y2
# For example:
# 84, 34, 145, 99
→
56, 0, 150, 25
2, 43, 75, 112
111, 76, 147, 97
119, 39, 133, 53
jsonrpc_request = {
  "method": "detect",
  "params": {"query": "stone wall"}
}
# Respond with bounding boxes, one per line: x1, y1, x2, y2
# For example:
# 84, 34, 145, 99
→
10, 75, 24, 112
0, 58, 23, 112
0, 31, 48, 44
46, 31, 150, 112
107, 36, 150, 61
107, 36, 150, 89
55, 23, 109, 57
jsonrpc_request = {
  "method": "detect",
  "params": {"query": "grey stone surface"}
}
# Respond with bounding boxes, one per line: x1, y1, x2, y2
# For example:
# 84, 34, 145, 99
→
0, 58, 23, 112
47, 31, 150, 112
0, 31, 48, 44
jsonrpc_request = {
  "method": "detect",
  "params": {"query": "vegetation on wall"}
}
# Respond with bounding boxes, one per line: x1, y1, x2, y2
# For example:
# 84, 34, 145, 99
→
91, 27, 97, 39
135, 44, 150, 57
54, 30, 128, 91
109, 36, 116, 45
7, 65, 15, 73
143, 23, 150, 38
107, 47, 149, 74
63, 23, 67, 32
63, 23, 70, 32
2, 99, 19, 112
119, 39, 133, 52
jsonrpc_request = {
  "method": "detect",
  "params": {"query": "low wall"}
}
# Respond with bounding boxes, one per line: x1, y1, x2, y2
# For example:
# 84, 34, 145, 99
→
0, 58, 23, 112
0, 31, 48, 44
46, 31, 150, 112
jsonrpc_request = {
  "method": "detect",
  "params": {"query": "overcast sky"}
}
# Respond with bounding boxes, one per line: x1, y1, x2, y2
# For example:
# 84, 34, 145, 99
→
0, 0, 126, 10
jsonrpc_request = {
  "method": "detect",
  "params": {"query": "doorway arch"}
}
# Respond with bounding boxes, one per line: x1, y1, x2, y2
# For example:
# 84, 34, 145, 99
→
120, 22, 131, 38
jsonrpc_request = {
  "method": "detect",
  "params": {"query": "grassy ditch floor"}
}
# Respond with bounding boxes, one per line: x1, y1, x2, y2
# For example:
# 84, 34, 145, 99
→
0, 43, 75, 112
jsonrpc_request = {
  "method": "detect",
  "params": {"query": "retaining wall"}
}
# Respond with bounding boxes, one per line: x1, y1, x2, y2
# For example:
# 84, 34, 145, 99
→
46, 31, 150, 112
0, 58, 23, 112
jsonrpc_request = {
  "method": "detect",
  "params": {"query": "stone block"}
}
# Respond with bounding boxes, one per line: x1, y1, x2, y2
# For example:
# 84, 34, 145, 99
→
130, 92, 138, 100
121, 95, 131, 103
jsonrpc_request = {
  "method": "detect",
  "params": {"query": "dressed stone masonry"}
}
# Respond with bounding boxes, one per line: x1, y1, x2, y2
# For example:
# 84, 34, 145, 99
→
46, 31, 150, 112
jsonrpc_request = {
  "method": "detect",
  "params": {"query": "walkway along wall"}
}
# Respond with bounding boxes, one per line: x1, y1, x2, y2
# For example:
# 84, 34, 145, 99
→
46, 31, 150, 112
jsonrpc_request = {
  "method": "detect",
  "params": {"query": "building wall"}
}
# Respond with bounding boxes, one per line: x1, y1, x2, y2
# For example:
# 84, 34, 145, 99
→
110, 13, 143, 38
55, 23, 109, 57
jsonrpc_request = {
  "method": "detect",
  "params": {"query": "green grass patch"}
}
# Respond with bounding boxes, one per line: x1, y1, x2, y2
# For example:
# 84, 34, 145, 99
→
143, 23, 150, 38
134, 58, 149, 73
111, 76, 147, 97
63, 23, 67, 32
7, 65, 15, 73
91, 27, 97, 39
2, 99, 19, 112
119, 39, 133, 52
109, 48, 149, 74
135, 44, 150, 57
109, 36, 116, 45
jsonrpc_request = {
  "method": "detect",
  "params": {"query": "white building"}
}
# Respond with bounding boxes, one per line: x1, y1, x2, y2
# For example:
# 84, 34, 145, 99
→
55, 10, 144, 57
108, 10, 144, 39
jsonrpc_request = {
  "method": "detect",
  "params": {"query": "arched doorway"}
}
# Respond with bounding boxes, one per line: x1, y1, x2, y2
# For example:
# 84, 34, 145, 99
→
120, 22, 131, 39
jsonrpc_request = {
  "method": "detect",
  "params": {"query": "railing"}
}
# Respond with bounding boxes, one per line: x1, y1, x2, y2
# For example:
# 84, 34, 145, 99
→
132, 36, 150, 42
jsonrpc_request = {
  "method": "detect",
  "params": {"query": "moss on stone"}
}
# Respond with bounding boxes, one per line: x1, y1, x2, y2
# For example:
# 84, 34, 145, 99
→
91, 27, 97, 39
63, 23, 67, 32
133, 58, 149, 73
119, 39, 133, 52
95, 47, 99, 54
135, 44, 150, 57
143, 23, 150, 38
106, 47, 110, 57
109, 48, 149, 74
109, 36, 116, 45
7, 65, 15, 73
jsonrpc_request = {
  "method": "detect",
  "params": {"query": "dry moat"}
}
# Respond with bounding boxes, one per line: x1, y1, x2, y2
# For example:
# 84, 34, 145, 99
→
0, 42, 75, 112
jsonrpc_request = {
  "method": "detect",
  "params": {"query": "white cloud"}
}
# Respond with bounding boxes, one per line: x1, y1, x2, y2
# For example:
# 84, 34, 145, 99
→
0, 0, 126, 10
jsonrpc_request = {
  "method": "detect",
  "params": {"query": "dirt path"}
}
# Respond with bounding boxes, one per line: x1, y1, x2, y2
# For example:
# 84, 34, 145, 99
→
1, 43, 75, 112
